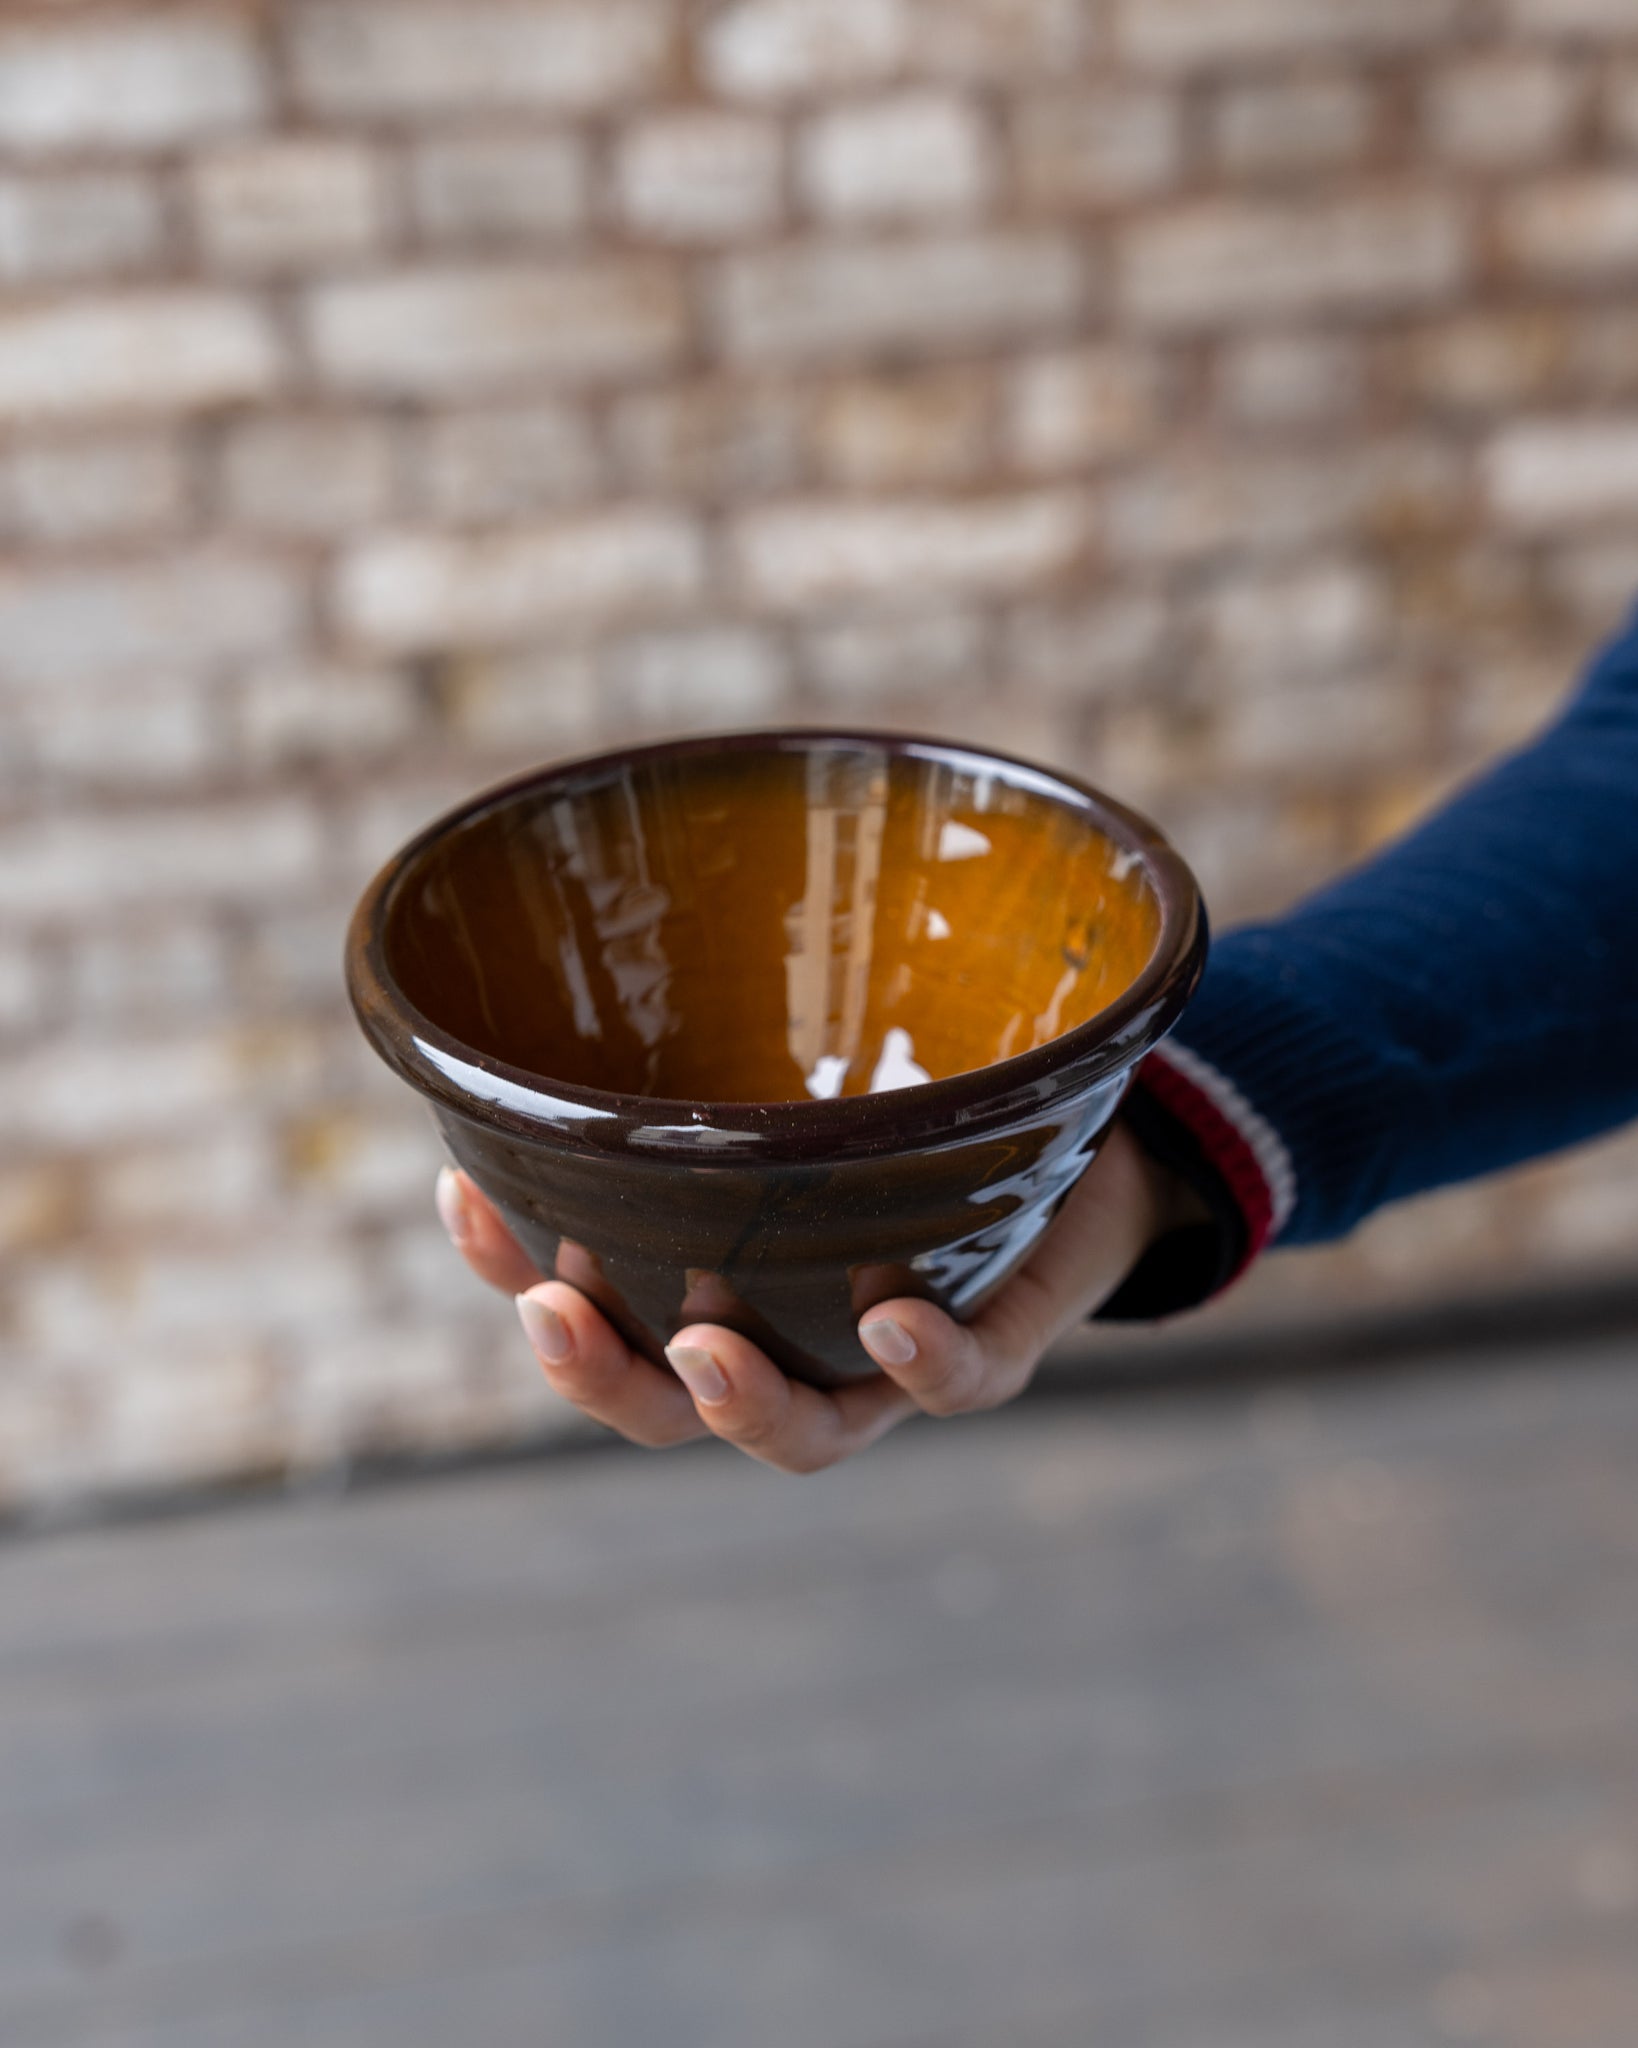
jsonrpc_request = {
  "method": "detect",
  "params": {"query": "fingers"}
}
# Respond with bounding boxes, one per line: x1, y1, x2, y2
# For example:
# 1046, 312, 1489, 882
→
856, 1122, 1165, 1419
516, 1281, 708, 1451
664, 1323, 916, 1474
436, 1166, 541, 1296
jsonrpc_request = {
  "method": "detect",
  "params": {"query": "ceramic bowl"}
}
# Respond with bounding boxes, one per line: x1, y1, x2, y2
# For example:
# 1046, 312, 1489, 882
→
346, 731, 1206, 1387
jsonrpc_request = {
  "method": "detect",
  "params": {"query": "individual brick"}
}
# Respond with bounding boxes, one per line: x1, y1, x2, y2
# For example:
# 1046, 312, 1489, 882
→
1116, 0, 1466, 72
802, 608, 987, 703
435, 646, 602, 754
616, 112, 783, 243
63, 921, 231, 1025
1484, 417, 1638, 529
1121, 194, 1469, 330
0, 550, 302, 687
799, 93, 992, 222
408, 404, 603, 522
716, 233, 1086, 365
0, 173, 165, 283
409, 134, 588, 245
812, 369, 990, 487
1219, 333, 1363, 428
1501, 176, 1638, 285
1214, 667, 1424, 777
0, 293, 283, 426
218, 414, 395, 535
287, 1, 675, 115
1211, 77, 1374, 177
902, 0, 1088, 77
1197, 557, 1386, 682
1408, 312, 1569, 413
16, 679, 222, 789
609, 380, 806, 496
92, 1126, 276, 1233
1424, 55, 1584, 166
701, 0, 908, 101
0, 804, 324, 924
1004, 593, 1169, 700
733, 492, 1089, 608
0, 946, 43, 1036
335, 511, 707, 651
0, 14, 267, 154
1004, 347, 1160, 471
191, 140, 385, 274
235, 663, 420, 767
607, 626, 792, 726
306, 262, 687, 395
1013, 92, 1184, 207
0, 434, 191, 545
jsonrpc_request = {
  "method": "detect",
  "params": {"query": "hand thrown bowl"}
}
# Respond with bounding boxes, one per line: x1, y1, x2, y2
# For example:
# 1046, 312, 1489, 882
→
346, 731, 1206, 1388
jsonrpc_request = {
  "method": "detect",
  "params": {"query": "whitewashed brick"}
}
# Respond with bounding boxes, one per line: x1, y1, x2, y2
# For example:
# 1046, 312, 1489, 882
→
283, 1104, 436, 1219
1199, 559, 1386, 681
192, 139, 385, 274
904, 0, 1087, 77
0, 293, 283, 426
610, 382, 805, 495
0, 551, 302, 687
813, 370, 990, 487
437, 646, 602, 754
341, 774, 494, 875
0, 434, 189, 545
1502, 176, 1638, 284
609, 626, 791, 726
1425, 56, 1583, 166
410, 134, 587, 244
800, 94, 992, 222
1122, 195, 1470, 330
1220, 333, 1363, 427
618, 113, 783, 242
0, 946, 44, 1035
1545, 535, 1638, 631
289, 2, 675, 115
1506, 0, 1638, 34
1212, 78, 1373, 176
1005, 594, 1169, 700
94, 1126, 275, 1232
64, 921, 230, 1022
218, 414, 395, 535
734, 492, 1089, 608
236, 663, 419, 766
0, 173, 164, 282
336, 512, 707, 651
803, 608, 986, 702
1118, 0, 1465, 72
18, 680, 221, 788
1485, 418, 1638, 530
1216, 667, 1423, 777
718, 233, 1085, 364
1005, 348, 1159, 471
703, 0, 908, 101
307, 262, 686, 395
0, 16, 266, 154
409, 404, 602, 521
1014, 92, 1184, 206
0, 803, 324, 923
1408, 312, 1567, 413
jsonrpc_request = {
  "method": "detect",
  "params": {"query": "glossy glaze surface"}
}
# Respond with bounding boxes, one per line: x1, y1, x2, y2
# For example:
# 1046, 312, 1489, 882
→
348, 732, 1205, 1385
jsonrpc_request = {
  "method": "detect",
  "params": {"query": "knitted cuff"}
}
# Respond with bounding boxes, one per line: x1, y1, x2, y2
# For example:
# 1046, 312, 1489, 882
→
1095, 1041, 1296, 1322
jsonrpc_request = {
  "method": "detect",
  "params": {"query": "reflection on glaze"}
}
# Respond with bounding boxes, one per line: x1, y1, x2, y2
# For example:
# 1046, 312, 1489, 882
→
416, 1038, 617, 1124
387, 742, 1163, 1106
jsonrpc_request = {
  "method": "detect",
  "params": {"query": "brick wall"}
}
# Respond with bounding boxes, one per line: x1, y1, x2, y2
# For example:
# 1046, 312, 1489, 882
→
7, 0, 1638, 1511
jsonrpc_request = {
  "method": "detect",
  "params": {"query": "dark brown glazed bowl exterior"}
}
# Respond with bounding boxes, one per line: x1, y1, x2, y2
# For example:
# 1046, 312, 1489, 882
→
345, 731, 1206, 1388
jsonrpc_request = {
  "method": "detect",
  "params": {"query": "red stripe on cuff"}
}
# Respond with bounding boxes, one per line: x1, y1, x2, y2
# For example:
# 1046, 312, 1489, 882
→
1136, 1049, 1277, 1283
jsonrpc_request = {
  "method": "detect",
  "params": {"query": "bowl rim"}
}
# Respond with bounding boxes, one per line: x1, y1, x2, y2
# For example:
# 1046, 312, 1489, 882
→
345, 728, 1207, 1165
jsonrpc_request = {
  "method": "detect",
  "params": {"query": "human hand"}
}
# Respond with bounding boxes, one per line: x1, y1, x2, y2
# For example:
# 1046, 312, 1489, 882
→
434, 1121, 1200, 1474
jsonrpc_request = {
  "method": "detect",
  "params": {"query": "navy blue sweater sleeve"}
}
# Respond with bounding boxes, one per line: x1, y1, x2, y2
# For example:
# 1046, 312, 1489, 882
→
1105, 602, 1638, 1308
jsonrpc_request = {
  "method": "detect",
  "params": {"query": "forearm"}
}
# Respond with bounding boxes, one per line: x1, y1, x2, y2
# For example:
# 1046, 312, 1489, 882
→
1105, 600, 1638, 1314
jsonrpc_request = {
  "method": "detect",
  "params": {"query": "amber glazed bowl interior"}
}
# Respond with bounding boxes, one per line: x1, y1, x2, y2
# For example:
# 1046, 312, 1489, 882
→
347, 731, 1206, 1386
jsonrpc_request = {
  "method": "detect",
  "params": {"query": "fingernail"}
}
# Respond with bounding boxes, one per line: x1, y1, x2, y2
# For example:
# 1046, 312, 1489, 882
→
666, 1343, 729, 1406
435, 1166, 472, 1248
517, 1293, 572, 1365
861, 1317, 917, 1367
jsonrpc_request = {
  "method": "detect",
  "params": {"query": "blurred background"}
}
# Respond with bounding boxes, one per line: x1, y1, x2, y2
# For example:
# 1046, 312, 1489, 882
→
8, 0, 1638, 1510
9, 6, 1638, 2046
